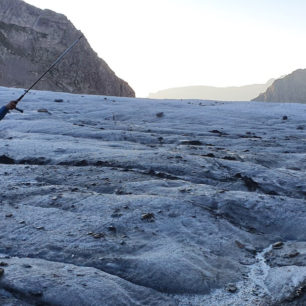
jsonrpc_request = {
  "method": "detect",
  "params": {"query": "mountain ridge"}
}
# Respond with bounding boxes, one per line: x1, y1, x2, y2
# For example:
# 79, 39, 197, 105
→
252, 69, 306, 103
149, 79, 274, 101
0, 0, 135, 97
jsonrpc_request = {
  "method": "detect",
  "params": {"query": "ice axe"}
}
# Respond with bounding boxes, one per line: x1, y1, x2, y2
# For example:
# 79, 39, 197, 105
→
14, 35, 84, 113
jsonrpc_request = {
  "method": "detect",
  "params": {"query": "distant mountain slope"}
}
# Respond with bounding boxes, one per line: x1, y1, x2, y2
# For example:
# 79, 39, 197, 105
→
252, 69, 306, 103
149, 79, 274, 101
0, 0, 135, 97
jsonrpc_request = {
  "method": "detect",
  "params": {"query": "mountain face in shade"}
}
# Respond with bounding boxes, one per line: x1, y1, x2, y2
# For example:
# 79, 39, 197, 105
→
149, 79, 274, 101
0, 0, 135, 97
252, 69, 306, 103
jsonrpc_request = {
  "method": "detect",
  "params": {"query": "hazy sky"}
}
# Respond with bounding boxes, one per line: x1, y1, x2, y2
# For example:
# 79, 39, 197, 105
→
24, 0, 306, 97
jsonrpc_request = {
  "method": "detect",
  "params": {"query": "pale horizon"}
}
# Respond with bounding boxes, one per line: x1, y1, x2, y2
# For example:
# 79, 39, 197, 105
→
24, 0, 306, 97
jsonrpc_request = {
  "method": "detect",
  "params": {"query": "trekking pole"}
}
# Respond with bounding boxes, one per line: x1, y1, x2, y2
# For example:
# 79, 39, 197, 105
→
14, 35, 84, 113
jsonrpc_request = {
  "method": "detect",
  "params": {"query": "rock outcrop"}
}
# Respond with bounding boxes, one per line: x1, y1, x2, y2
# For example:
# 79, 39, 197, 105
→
0, 0, 135, 97
252, 69, 306, 103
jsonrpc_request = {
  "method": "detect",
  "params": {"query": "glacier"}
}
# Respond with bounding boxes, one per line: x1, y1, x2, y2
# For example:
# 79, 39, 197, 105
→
0, 86, 306, 305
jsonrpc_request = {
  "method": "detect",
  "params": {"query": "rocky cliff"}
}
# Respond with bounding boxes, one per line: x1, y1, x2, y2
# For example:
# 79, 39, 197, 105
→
0, 0, 135, 97
252, 69, 306, 103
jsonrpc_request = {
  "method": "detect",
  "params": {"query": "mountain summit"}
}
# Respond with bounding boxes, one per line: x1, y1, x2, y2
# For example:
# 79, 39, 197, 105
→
252, 69, 306, 103
0, 0, 135, 97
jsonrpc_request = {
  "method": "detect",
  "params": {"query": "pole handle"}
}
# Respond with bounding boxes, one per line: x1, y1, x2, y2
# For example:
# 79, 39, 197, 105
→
15, 107, 24, 113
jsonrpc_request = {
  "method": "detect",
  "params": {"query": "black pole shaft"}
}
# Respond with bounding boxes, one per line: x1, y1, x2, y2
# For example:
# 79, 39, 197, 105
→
15, 35, 84, 112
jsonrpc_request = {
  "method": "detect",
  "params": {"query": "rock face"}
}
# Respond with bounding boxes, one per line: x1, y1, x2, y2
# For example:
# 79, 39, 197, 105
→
252, 69, 306, 103
0, 0, 135, 97
0, 86, 306, 305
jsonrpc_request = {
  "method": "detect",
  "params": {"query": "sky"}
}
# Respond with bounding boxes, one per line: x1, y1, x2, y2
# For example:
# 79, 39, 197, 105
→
24, 0, 306, 97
